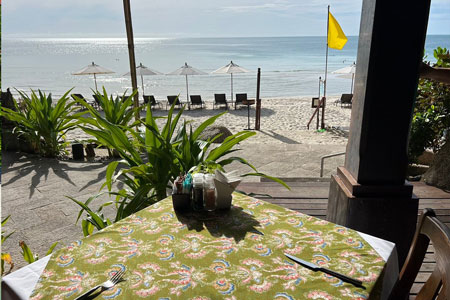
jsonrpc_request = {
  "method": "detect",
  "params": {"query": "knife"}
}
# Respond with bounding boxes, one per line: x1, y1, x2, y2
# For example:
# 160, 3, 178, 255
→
284, 253, 364, 288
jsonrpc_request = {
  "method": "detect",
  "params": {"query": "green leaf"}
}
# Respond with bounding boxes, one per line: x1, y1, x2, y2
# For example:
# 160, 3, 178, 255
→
46, 242, 59, 255
81, 220, 94, 237
105, 161, 120, 191
67, 196, 107, 231
19, 241, 37, 264
241, 172, 291, 190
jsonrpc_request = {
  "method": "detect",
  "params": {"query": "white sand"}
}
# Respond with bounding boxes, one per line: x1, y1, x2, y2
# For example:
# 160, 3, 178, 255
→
67, 96, 351, 146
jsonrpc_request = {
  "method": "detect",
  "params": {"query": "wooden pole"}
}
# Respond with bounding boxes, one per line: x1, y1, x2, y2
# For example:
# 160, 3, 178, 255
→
186, 75, 189, 103
141, 73, 145, 95
327, 0, 431, 267
123, 0, 139, 121
322, 5, 330, 130
317, 76, 321, 129
255, 68, 261, 130
231, 73, 234, 102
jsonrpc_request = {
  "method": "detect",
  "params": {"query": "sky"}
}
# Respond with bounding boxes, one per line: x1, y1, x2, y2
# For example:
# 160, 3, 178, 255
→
2, 0, 450, 38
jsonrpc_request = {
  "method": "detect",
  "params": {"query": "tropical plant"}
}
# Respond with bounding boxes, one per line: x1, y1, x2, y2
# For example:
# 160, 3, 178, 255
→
1, 216, 14, 275
1, 89, 83, 157
74, 88, 141, 158
72, 97, 288, 235
19, 241, 58, 264
67, 193, 112, 237
409, 47, 450, 162
75, 88, 140, 128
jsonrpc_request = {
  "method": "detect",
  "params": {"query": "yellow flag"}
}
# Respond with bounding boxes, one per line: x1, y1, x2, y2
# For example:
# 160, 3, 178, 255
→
328, 12, 347, 50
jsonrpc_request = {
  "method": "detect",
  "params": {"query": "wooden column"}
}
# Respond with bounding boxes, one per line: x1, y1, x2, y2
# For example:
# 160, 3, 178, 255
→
327, 0, 431, 268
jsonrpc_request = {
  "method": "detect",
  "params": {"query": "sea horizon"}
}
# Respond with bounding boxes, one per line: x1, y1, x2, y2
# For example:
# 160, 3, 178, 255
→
2, 35, 449, 99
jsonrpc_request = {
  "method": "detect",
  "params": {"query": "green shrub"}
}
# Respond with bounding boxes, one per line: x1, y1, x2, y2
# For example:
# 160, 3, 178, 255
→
409, 47, 450, 162
1, 90, 83, 157
72, 96, 288, 236
74, 88, 141, 158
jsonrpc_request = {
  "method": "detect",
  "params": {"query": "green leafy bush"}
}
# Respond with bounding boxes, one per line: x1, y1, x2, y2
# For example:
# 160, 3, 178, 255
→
75, 88, 140, 128
409, 47, 450, 162
1, 90, 83, 157
74, 88, 141, 158
72, 96, 288, 236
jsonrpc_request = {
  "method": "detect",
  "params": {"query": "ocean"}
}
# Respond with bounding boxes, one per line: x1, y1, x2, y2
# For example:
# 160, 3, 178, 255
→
2, 35, 449, 100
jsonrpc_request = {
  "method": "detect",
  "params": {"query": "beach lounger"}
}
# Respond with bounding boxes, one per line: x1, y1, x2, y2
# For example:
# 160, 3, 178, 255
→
235, 93, 248, 110
166, 95, 182, 110
339, 93, 353, 108
119, 95, 132, 103
213, 94, 229, 110
190, 95, 205, 110
92, 94, 102, 110
71, 93, 95, 108
143, 95, 162, 109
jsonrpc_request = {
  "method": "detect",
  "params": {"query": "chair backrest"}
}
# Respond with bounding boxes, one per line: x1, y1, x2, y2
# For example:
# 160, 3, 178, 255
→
340, 93, 353, 104
388, 208, 450, 300
235, 93, 247, 104
190, 95, 202, 105
143, 95, 157, 105
167, 95, 180, 105
92, 94, 101, 106
71, 94, 84, 101
119, 95, 130, 102
214, 94, 227, 104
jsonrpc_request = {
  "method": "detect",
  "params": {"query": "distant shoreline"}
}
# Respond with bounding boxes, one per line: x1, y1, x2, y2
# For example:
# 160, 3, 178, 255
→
3, 34, 450, 39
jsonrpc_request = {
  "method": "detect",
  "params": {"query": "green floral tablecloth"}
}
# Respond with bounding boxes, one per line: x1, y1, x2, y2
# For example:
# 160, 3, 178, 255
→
31, 193, 386, 300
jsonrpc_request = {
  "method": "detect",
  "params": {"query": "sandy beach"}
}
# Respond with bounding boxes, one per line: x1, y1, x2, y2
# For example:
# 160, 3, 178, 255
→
67, 96, 352, 146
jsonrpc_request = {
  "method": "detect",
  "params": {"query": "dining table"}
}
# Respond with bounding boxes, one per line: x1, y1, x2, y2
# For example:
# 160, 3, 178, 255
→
2, 192, 398, 300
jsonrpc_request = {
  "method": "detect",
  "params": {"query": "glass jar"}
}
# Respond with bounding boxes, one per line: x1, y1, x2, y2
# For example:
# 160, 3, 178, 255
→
203, 174, 216, 211
192, 173, 204, 211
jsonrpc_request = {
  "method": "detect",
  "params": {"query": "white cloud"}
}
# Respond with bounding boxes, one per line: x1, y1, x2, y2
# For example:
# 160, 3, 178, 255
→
2, 0, 448, 37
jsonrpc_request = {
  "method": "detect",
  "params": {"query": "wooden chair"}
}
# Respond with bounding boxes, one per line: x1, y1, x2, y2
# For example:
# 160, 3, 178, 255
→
190, 95, 205, 110
143, 95, 162, 109
213, 93, 228, 110
388, 208, 450, 300
235, 93, 247, 110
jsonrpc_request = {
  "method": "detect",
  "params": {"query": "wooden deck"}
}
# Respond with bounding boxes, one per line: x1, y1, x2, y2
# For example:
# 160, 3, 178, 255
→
239, 180, 450, 299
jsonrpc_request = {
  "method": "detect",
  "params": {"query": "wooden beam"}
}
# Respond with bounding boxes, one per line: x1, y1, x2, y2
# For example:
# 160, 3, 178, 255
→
327, 0, 432, 268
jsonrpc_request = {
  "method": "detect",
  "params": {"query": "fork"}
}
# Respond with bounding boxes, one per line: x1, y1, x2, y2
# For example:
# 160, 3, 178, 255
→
74, 269, 125, 300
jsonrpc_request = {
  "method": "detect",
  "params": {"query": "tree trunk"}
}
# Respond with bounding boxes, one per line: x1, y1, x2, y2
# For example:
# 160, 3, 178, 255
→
422, 140, 450, 190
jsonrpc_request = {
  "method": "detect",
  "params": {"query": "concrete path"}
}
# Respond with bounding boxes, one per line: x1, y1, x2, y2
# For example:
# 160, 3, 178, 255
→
1, 143, 345, 270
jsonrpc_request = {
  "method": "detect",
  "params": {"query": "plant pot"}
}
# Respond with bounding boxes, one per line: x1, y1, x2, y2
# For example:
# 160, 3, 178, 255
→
72, 143, 84, 160
85, 144, 96, 158
172, 194, 191, 211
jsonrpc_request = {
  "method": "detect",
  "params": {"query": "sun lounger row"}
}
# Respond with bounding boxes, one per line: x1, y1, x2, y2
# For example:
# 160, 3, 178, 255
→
71, 93, 250, 110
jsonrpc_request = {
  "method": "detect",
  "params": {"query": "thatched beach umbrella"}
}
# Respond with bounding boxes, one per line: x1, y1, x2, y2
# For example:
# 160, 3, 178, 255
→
72, 62, 115, 91
168, 62, 207, 101
123, 62, 163, 95
332, 62, 356, 93
212, 61, 249, 102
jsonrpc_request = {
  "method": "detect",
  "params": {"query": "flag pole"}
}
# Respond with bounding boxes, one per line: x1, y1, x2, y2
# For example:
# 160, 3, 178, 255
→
322, 4, 330, 130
